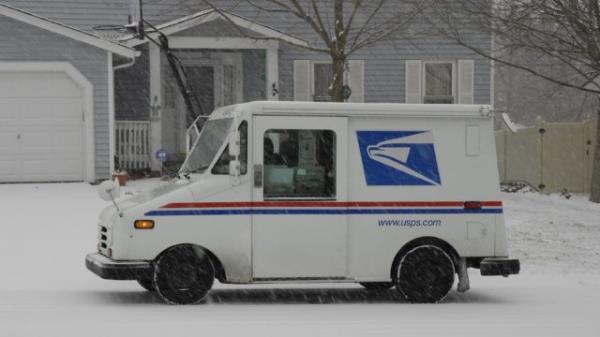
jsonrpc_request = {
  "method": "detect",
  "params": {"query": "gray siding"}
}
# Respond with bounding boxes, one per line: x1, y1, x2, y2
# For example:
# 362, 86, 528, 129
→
276, 37, 491, 104
0, 0, 209, 33
0, 15, 111, 180
1, 0, 492, 177
188, 1, 492, 104
3, 0, 492, 104
173, 19, 259, 38
181, 2, 492, 104
165, 12, 492, 104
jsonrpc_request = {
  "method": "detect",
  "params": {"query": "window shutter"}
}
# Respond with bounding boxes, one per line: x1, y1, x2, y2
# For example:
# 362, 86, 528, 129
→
458, 60, 474, 104
293, 60, 311, 101
347, 60, 364, 103
405, 60, 422, 103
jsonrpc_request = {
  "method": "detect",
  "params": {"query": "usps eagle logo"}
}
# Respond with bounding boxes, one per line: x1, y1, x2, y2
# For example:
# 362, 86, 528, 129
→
356, 131, 441, 186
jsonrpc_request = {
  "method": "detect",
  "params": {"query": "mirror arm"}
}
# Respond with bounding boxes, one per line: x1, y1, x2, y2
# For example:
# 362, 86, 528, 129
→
98, 180, 123, 217
109, 193, 124, 218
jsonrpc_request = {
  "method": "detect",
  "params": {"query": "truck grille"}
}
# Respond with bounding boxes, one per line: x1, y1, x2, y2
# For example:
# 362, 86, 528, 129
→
98, 225, 111, 255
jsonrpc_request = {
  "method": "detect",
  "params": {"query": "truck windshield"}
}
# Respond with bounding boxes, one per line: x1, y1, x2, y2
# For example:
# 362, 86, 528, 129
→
181, 118, 233, 174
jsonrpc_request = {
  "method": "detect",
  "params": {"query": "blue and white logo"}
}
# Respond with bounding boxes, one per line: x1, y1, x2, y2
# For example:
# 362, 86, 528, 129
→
357, 131, 441, 186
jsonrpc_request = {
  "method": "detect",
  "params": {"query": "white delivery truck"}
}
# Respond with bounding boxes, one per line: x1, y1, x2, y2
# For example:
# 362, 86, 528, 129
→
86, 101, 519, 304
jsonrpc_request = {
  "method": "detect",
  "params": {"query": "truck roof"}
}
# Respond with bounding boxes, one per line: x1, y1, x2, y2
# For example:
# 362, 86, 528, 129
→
211, 101, 493, 120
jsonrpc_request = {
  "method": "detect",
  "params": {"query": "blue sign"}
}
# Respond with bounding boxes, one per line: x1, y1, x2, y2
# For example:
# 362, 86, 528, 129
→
356, 131, 441, 186
155, 149, 168, 163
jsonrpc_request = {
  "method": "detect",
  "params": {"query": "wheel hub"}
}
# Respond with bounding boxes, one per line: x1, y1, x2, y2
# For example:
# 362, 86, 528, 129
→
170, 263, 198, 290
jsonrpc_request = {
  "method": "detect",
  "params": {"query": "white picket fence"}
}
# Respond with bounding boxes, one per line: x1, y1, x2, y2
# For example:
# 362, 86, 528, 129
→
115, 121, 151, 171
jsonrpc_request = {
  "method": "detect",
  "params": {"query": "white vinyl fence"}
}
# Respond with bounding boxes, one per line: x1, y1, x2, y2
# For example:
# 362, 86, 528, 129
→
496, 116, 598, 193
115, 121, 151, 171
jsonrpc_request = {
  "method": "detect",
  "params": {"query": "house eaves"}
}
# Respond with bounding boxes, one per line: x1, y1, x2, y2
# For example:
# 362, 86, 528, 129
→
0, 3, 138, 58
121, 9, 308, 49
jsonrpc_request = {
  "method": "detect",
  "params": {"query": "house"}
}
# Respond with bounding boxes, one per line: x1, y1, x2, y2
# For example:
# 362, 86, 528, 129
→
0, 1, 492, 183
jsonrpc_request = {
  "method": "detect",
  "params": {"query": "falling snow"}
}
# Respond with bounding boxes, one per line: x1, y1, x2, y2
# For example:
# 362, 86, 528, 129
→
0, 181, 598, 336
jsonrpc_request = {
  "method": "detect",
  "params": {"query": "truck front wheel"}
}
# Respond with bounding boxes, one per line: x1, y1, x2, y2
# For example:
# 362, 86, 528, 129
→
395, 245, 455, 303
153, 245, 215, 304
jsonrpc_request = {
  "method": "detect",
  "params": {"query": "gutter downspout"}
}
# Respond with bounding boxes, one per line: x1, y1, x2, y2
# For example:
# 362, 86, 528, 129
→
113, 56, 136, 71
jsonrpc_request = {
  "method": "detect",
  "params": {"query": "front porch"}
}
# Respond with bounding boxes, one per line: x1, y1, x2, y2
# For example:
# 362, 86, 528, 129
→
113, 10, 306, 173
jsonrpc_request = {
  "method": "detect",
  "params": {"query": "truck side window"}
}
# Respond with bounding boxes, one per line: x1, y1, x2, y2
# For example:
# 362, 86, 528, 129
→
264, 129, 336, 199
211, 121, 248, 175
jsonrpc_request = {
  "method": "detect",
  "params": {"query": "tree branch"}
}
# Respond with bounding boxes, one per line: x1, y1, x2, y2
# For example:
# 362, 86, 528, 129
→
199, 0, 329, 53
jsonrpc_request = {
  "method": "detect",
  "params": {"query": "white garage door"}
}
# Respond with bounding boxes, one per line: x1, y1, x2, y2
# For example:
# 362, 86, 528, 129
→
0, 72, 84, 182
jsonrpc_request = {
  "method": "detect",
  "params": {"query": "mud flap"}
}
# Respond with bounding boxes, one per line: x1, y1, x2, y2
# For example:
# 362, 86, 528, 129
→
457, 258, 470, 293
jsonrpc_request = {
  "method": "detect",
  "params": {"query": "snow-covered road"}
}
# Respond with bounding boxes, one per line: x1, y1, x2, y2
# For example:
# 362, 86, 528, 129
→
1, 182, 599, 337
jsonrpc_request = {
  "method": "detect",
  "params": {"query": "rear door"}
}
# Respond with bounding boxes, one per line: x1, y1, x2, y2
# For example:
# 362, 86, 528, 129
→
252, 115, 348, 279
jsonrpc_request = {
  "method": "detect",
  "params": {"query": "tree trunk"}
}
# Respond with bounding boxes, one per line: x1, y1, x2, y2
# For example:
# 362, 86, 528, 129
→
330, 0, 346, 103
589, 96, 600, 202
331, 56, 346, 102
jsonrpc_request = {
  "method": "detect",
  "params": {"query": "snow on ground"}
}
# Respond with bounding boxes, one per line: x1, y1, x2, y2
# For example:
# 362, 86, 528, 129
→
504, 192, 600, 274
0, 181, 599, 337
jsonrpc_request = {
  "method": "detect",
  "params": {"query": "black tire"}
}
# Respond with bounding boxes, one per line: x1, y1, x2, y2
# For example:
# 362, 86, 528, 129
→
359, 282, 394, 291
395, 245, 455, 303
153, 245, 215, 305
137, 277, 155, 292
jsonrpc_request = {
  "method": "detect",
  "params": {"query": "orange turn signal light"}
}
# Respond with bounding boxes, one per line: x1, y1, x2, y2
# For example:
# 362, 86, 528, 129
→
134, 220, 155, 230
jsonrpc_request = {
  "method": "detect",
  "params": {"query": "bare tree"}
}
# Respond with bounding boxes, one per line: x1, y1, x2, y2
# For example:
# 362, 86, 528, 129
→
495, 54, 596, 126
432, 0, 600, 202
201, 0, 429, 102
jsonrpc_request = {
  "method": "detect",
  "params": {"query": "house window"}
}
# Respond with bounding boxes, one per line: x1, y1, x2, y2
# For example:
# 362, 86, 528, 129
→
294, 60, 364, 102
313, 63, 333, 102
263, 129, 336, 199
423, 62, 454, 104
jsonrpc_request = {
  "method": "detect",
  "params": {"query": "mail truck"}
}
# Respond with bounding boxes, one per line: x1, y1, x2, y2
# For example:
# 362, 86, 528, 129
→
86, 101, 519, 304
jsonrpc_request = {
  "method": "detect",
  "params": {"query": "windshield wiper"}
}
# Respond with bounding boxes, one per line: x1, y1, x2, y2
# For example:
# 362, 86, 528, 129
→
190, 165, 210, 173
178, 165, 209, 180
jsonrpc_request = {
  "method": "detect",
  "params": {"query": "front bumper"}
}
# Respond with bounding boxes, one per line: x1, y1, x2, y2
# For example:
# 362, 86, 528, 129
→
85, 253, 152, 280
480, 258, 520, 276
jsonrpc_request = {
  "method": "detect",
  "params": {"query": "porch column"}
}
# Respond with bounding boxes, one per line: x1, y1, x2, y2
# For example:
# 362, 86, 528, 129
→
149, 43, 162, 171
108, 52, 115, 174
266, 42, 279, 100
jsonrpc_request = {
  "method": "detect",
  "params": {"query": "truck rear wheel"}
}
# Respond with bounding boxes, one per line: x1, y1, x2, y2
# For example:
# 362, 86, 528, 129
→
359, 282, 394, 291
137, 277, 155, 292
395, 245, 455, 303
153, 245, 215, 304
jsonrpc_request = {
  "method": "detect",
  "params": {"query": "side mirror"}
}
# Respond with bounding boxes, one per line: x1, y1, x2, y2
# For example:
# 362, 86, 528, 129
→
97, 179, 121, 201
229, 160, 241, 177
229, 131, 240, 157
